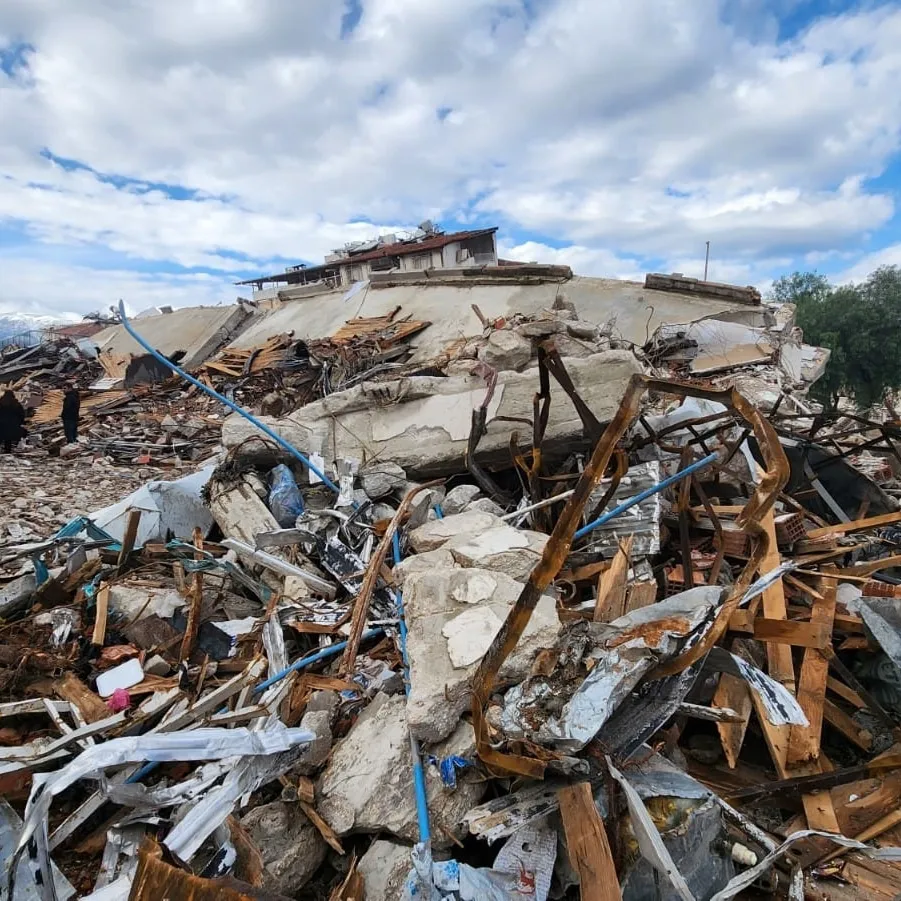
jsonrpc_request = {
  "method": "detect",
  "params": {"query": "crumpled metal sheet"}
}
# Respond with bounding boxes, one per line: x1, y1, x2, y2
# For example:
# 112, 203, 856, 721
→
581, 461, 664, 556
848, 594, 901, 674
607, 757, 695, 901
470, 375, 790, 777
709, 829, 901, 901
8, 724, 313, 901
500, 586, 723, 752
0, 799, 74, 901
704, 648, 808, 727
402, 824, 557, 901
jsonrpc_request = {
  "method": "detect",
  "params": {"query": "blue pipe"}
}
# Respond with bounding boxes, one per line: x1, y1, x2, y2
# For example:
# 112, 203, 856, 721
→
116, 300, 340, 494
393, 531, 431, 844
252, 627, 383, 695
574, 451, 719, 541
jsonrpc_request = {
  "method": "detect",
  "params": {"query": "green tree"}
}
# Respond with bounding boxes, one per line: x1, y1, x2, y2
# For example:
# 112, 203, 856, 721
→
770, 267, 901, 410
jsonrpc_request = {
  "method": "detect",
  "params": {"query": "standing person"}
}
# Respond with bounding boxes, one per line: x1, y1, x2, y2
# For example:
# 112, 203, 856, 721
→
61, 385, 81, 445
0, 390, 26, 454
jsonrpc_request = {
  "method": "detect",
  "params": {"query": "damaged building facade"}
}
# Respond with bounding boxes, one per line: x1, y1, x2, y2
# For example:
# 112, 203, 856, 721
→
6, 251, 901, 901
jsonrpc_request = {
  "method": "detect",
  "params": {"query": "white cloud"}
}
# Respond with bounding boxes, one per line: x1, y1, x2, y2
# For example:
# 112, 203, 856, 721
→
0, 257, 236, 319
499, 240, 646, 282
833, 243, 901, 284
1, 0, 901, 315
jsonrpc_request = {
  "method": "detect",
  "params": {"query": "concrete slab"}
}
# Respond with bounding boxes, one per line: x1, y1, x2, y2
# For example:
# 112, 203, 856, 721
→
403, 567, 561, 743
317, 692, 484, 847
93, 304, 248, 369
226, 276, 767, 364
222, 350, 642, 478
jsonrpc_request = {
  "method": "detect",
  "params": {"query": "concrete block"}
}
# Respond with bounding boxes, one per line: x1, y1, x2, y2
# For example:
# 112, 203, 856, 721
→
360, 462, 407, 500
409, 511, 500, 553
358, 840, 412, 901
241, 801, 327, 894
404, 567, 561, 743
446, 525, 547, 582
317, 693, 484, 847
442, 485, 482, 515
393, 548, 459, 585
466, 497, 507, 516
479, 329, 532, 371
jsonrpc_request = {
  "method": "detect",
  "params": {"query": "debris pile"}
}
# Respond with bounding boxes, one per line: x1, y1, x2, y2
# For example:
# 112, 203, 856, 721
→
7, 289, 901, 901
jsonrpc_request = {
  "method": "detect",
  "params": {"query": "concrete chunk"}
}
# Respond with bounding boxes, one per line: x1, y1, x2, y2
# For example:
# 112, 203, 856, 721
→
480, 329, 532, 371
442, 484, 482, 516
447, 525, 547, 581
358, 840, 412, 901
360, 462, 407, 500
222, 351, 642, 478
393, 548, 459, 586
404, 567, 562, 743
317, 693, 484, 846
241, 801, 327, 894
409, 511, 500, 553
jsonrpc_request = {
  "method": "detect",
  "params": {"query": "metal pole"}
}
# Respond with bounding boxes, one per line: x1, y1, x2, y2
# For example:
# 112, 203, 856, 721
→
704, 241, 710, 281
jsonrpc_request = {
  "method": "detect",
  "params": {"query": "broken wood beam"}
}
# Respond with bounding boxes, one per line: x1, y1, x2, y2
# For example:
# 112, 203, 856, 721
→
754, 618, 831, 649
806, 511, 901, 539
788, 579, 837, 765
558, 782, 623, 901
91, 582, 110, 647
116, 508, 142, 572
179, 527, 205, 662
757, 505, 795, 693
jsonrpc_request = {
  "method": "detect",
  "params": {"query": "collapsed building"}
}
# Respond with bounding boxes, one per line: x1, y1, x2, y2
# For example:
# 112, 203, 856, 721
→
5, 260, 901, 901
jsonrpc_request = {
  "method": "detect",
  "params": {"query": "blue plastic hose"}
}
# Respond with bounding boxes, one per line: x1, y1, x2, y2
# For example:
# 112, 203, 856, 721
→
116, 300, 340, 493
574, 451, 718, 540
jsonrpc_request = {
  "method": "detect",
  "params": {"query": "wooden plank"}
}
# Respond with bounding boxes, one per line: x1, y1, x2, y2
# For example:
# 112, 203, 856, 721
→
179, 527, 205, 662
558, 783, 622, 901
759, 507, 795, 692
827, 677, 866, 709
806, 511, 901, 539
714, 673, 753, 769
594, 536, 633, 623
116, 509, 142, 572
91, 582, 110, 646
751, 693, 792, 779
677, 702, 744, 723
801, 790, 841, 833
823, 699, 873, 751
625, 581, 657, 613
300, 801, 345, 855
754, 618, 831, 649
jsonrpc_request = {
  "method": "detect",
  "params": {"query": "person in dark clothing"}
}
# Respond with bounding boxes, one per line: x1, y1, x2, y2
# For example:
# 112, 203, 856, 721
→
0, 390, 26, 453
62, 387, 81, 445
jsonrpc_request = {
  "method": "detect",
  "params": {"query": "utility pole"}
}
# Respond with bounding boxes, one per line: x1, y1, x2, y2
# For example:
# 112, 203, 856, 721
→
704, 241, 710, 281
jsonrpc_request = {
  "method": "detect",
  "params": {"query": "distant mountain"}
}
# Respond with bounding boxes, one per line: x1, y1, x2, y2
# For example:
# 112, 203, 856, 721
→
0, 313, 79, 344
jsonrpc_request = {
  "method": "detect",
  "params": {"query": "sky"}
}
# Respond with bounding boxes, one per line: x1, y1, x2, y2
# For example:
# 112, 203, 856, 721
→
2, 0, 901, 320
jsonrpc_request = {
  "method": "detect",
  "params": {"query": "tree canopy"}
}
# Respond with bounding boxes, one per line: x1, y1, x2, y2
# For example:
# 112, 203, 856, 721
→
770, 266, 901, 410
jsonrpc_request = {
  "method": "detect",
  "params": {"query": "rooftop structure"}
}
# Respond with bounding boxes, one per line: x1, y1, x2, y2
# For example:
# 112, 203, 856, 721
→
238, 225, 499, 296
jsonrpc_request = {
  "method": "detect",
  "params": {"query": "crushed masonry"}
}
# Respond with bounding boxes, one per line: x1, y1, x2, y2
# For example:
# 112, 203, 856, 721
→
5, 270, 901, 901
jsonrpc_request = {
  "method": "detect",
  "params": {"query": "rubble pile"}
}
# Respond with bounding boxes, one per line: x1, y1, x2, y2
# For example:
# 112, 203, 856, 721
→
3, 307, 434, 463
7, 290, 901, 901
